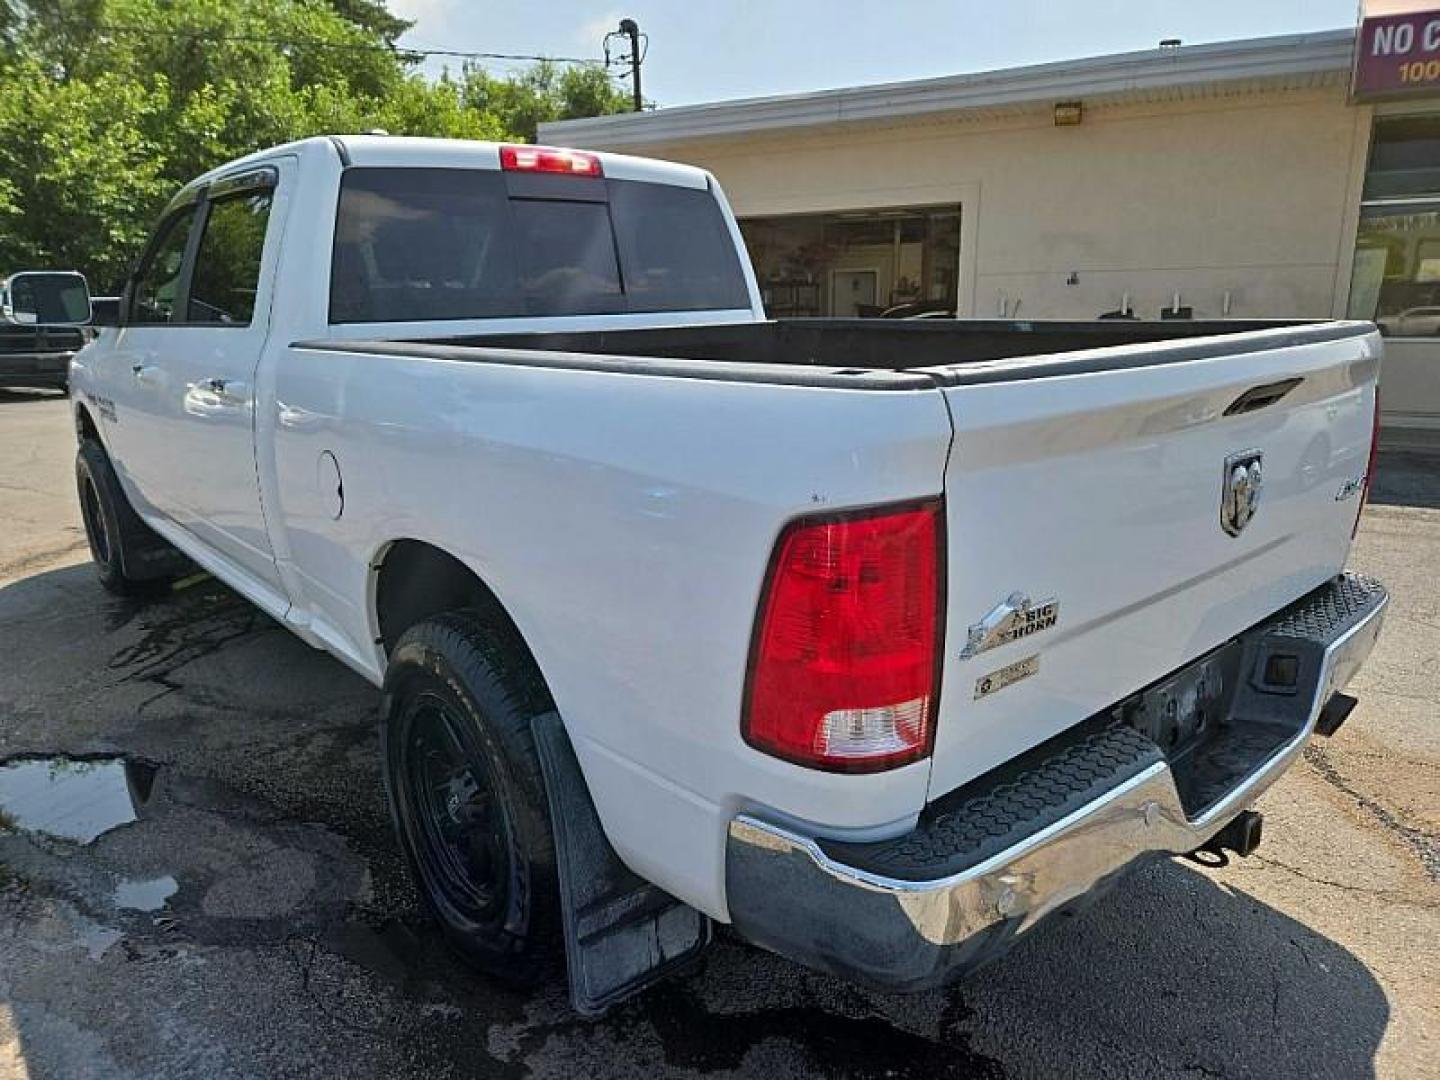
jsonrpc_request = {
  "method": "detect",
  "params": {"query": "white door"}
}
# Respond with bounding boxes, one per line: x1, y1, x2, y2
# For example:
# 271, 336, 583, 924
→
109, 164, 290, 602
831, 269, 878, 316
104, 202, 201, 516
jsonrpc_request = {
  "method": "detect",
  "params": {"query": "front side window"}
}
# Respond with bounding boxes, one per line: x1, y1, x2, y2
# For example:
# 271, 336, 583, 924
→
188, 190, 273, 325
130, 207, 197, 325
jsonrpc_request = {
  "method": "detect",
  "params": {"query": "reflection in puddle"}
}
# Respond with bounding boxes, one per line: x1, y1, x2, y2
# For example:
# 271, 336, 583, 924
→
0, 756, 155, 843
114, 875, 178, 912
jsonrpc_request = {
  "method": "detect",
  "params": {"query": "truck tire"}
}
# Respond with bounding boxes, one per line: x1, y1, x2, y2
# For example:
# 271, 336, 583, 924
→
75, 439, 187, 595
380, 612, 562, 985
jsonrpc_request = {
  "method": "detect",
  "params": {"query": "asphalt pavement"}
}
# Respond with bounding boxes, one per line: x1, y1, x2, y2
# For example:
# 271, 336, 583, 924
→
0, 387, 1436, 1079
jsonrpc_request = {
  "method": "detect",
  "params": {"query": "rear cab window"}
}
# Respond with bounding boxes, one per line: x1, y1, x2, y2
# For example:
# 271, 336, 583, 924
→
329, 166, 751, 324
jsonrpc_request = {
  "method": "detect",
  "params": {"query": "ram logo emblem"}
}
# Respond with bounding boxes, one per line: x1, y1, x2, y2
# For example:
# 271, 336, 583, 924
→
1221, 450, 1264, 537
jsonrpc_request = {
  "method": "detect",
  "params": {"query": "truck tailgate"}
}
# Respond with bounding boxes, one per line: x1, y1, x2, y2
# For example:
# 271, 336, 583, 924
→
924, 325, 1380, 800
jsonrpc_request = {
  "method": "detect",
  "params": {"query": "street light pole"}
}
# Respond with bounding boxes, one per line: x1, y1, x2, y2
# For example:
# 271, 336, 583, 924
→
618, 18, 642, 111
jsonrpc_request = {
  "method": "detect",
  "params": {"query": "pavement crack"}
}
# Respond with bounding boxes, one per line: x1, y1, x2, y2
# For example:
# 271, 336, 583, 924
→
1288, 935, 1319, 972
284, 929, 396, 1039
134, 677, 182, 717
1303, 744, 1440, 883
1250, 854, 1438, 908
286, 932, 321, 995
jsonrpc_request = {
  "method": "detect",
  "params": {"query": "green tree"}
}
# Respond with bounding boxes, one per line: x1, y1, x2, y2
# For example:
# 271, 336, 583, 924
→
0, 0, 634, 287
460, 61, 633, 144
326, 0, 410, 44
0, 59, 169, 287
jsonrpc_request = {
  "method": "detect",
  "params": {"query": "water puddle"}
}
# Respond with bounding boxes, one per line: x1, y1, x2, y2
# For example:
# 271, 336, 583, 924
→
0, 756, 156, 843
114, 875, 178, 912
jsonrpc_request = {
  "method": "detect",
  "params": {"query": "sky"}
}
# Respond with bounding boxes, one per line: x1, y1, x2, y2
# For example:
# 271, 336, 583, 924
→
389, 0, 1363, 107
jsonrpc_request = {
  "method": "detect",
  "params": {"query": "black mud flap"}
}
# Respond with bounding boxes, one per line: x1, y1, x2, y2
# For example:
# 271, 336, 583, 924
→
531, 712, 711, 1016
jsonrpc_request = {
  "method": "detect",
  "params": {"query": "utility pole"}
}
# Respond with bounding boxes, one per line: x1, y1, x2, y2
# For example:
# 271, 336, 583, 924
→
618, 18, 642, 111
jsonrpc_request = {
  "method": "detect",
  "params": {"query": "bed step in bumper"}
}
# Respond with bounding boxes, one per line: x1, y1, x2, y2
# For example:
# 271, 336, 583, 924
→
725, 573, 1388, 991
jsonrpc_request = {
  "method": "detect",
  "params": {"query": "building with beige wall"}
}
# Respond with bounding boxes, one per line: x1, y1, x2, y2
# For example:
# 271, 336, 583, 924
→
543, 29, 1440, 437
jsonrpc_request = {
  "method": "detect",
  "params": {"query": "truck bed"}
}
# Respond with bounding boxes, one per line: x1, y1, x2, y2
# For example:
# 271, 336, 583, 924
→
309, 317, 1375, 390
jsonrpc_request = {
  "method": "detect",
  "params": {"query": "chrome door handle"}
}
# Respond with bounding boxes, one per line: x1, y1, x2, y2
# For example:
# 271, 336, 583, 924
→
131, 363, 161, 385
203, 377, 250, 404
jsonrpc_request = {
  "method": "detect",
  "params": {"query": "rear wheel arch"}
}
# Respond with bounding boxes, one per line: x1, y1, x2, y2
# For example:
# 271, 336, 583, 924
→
370, 539, 552, 708
369, 539, 703, 1000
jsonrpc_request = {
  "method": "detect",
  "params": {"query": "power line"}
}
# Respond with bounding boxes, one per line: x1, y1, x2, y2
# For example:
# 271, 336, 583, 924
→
89, 22, 610, 68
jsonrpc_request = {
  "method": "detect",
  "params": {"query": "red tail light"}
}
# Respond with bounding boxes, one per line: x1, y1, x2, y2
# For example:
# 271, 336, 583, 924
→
1354, 391, 1381, 538
499, 144, 603, 177
743, 500, 944, 773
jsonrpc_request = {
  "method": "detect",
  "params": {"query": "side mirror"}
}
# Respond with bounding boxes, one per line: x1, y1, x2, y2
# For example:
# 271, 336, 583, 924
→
0, 270, 93, 327
90, 296, 122, 327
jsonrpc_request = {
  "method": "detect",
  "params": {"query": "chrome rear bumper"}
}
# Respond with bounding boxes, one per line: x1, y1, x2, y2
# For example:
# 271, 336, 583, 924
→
725, 574, 1388, 991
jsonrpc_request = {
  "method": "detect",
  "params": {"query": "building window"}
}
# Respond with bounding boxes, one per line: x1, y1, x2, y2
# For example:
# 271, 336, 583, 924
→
1350, 116, 1440, 335
739, 206, 960, 318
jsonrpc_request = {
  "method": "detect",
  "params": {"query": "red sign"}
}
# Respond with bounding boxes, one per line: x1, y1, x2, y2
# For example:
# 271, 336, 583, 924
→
1354, 11, 1440, 100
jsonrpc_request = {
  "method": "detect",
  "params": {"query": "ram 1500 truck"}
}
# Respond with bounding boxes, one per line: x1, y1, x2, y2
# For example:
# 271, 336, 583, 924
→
66, 136, 1389, 1013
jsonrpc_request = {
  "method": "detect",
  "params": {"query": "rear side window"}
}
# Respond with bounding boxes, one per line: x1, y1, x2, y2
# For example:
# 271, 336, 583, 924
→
330, 167, 751, 323
188, 191, 273, 325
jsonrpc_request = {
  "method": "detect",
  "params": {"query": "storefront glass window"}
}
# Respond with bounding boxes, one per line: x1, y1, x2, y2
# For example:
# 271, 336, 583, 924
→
1351, 117, 1440, 335
1361, 116, 1440, 201
738, 206, 960, 318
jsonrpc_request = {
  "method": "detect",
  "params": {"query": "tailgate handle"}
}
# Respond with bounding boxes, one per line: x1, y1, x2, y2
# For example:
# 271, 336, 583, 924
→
1225, 377, 1303, 416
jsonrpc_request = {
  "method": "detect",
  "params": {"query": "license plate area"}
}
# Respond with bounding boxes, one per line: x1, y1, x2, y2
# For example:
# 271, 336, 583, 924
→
1116, 641, 1243, 761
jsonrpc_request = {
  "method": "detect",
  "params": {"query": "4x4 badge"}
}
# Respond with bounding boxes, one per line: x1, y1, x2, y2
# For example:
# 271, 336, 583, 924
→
961, 592, 1059, 659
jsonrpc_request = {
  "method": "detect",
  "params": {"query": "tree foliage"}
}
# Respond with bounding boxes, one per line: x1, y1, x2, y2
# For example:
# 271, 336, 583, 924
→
462, 61, 636, 144
0, 0, 633, 287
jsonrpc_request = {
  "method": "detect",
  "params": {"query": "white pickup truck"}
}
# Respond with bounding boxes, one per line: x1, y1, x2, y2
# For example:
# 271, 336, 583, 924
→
57, 136, 1388, 1013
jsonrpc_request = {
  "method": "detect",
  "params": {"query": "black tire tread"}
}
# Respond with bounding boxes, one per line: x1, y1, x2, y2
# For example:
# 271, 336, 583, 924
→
76, 438, 187, 594
381, 610, 562, 985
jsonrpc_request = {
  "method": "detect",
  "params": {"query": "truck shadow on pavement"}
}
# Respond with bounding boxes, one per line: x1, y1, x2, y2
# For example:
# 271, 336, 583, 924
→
0, 563, 1390, 1079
